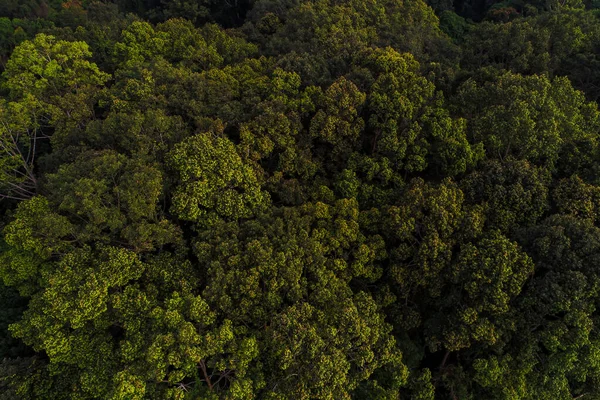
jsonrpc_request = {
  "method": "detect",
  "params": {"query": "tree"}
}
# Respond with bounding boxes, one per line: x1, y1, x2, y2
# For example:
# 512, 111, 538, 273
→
429, 230, 534, 352
4, 1, 600, 399
0, 34, 109, 201
475, 214, 600, 399
460, 158, 551, 233
309, 76, 366, 159
453, 72, 600, 169
45, 150, 181, 251
168, 132, 270, 226
194, 199, 406, 398
359, 47, 482, 176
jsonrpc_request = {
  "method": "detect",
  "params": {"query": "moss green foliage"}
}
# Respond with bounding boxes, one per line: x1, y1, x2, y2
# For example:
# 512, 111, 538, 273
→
2, 0, 600, 399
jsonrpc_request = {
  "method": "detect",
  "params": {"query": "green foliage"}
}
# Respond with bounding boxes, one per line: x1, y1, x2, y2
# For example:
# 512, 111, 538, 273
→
0, 196, 73, 295
247, 0, 445, 85
168, 132, 270, 225
0, 281, 30, 359
309, 76, 366, 157
461, 158, 551, 232
0, 33, 110, 201
195, 200, 405, 398
441, 231, 534, 350
360, 47, 482, 175
3, 1, 600, 399
438, 10, 471, 41
453, 72, 600, 169
3, 33, 109, 101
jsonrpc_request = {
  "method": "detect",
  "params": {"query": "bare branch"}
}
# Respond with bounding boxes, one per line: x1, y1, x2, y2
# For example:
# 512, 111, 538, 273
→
0, 193, 31, 201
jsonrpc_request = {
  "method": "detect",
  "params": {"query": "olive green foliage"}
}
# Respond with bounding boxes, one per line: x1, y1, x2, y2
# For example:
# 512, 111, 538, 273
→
169, 133, 270, 225
0, 33, 109, 201
2, 0, 600, 399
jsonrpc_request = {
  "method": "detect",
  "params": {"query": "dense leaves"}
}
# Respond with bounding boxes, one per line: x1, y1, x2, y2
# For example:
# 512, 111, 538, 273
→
2, 0, 600, 399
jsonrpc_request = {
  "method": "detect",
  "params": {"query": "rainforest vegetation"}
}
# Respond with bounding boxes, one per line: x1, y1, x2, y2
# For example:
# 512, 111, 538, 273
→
2, 0, 600, 398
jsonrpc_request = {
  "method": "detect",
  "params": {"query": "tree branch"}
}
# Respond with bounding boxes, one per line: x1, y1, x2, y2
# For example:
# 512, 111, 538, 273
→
199, 360, 213, 391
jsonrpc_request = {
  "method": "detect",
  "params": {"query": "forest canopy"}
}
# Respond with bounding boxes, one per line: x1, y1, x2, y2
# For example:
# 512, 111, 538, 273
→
2, 0, 600, 399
